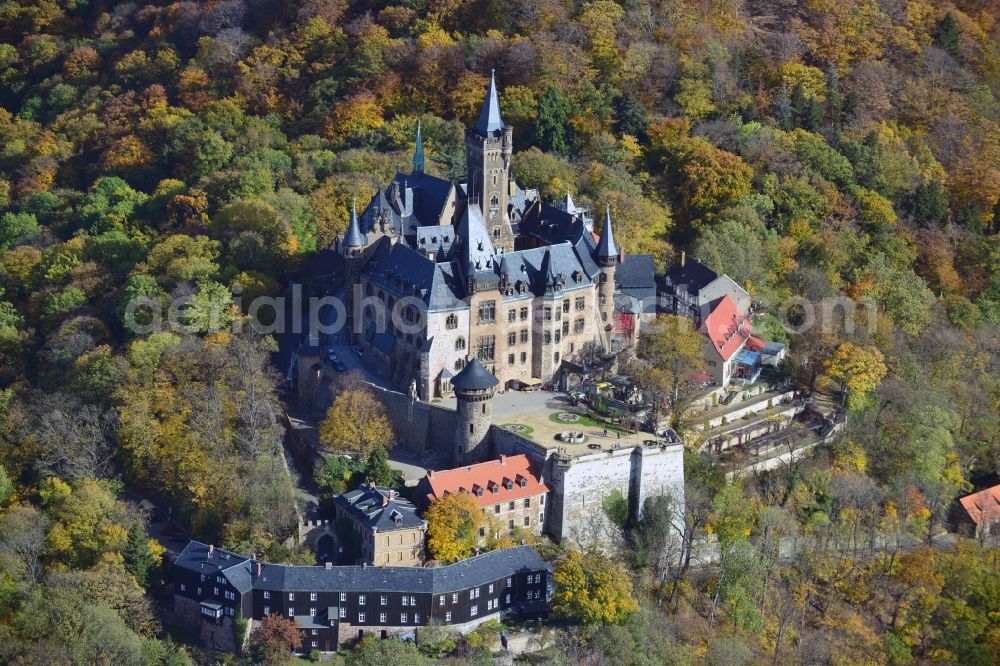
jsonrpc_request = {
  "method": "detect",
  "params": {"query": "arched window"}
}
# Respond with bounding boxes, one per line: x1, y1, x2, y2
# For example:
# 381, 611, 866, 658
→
455, 337, 466, 351
455, 358, 465, 371
493, 227, 501, 239
445, 313, 457, 330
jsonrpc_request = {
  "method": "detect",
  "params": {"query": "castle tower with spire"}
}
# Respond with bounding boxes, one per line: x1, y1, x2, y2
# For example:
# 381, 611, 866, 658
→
413, 121, 424, 175
466, 71, 515, 252
340, 198, 368, 341
594, 205, 619, 343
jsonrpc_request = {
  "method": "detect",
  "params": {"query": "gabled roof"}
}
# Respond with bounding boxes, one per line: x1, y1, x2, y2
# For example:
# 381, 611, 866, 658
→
422, 454, 548, 508
616, 254, 656, 290
362, 239, 464, 312
702, 294, 751, 362
335, 484, 425, 532
457, 203, 496, 275
664, 257, 717, 294
451, 357, 499, 391
173, 541, 254, 593
959, 485, 1000, 526
473, 71, 505, 136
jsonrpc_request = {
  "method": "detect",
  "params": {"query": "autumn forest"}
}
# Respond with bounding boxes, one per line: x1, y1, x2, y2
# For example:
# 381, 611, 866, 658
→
0, 0, 998, 664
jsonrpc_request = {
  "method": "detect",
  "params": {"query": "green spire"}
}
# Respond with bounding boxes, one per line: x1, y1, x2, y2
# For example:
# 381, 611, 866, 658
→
413, 121, 424, 174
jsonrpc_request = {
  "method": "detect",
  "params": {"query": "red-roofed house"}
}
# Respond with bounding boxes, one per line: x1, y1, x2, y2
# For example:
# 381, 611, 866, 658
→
955, 484, 1000, 540
416, 454, 550, 540
700, 295, 757, 387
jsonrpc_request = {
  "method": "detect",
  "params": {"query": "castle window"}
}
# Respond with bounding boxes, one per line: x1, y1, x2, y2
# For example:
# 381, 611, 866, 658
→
477, 300, 496, 324
446, 314, 458, 330
520, 352, 527, 363
575, 297, 585, 310
476, 335, 495, 362
455, 337, 465, 351
543, 332, 551, 344
520, 307, 528, 320
455, 359, 465, 371
562, 300, 570, 313
562, 322, 569, 335
555, 331, 561, 342
554, 352, 560, 363
520, 329, 528, 343
493, 227, 501, 238
507, 332, 516, 346
508, 309, 516, 323
543, 307, 552, 321
508, 354, 515, 365
575, 319, 585, 333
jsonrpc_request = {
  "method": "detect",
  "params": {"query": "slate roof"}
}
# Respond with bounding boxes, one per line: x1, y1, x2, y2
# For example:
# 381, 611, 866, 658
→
173, 542, 254, 593
335, 484, 425, 532
616, 254, 656, 290
451, 357, 499, 391
594, 205, 619, 261
457, 203, 496, 275
176, 540, 551, 597
362, 238, 464, 313
473, 71, 505, 136
495, 243, 595, 298
343, 199, 366, 247
664, 257, 717, 294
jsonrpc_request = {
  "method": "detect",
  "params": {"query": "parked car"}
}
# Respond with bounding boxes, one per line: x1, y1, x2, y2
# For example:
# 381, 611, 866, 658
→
333, 361, 346, 372
327, 348, 337, 361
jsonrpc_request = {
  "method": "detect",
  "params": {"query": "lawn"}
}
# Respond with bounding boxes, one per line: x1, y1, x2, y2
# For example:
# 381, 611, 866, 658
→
548, 411, 631, 433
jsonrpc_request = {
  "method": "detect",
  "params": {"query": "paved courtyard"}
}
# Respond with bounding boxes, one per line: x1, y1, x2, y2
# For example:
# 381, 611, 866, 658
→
436, 389, 653, 457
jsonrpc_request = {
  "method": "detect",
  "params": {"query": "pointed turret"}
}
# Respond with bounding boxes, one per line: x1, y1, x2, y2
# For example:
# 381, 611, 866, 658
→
412, 121, 425, 174
594, 204, 619, 266
343, 197, 366, 249
562, 192, 577, 215
473, 70, 505, 136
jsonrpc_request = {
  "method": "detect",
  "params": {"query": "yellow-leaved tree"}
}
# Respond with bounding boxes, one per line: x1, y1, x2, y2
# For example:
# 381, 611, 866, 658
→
425, 491, 483, 564
822, 342, 887, 410
552, 549, 638, 627
319, 387, 395, 457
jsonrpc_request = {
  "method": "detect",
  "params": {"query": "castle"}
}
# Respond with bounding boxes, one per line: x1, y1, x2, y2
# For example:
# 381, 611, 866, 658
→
331, 73, 642, 400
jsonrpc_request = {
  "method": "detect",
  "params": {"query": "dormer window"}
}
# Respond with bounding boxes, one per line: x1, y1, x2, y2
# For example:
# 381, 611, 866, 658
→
504, 480, 513, 490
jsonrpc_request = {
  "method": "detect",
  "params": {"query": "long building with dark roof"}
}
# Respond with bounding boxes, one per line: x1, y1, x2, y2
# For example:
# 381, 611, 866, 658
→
172, 540, 551, 653
322, 73, 651, 399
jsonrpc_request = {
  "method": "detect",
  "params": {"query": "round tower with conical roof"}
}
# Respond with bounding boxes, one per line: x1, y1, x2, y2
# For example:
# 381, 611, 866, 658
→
451, 357, 499, 464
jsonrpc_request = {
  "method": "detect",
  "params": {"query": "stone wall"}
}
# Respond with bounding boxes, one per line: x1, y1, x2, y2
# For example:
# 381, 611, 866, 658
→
367, 384, 458, 461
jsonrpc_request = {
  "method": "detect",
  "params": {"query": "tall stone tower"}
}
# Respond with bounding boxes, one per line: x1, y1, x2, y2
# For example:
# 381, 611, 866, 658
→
594, 205, 619, 342
451, 358, 499, 464
466, 71, 514, 251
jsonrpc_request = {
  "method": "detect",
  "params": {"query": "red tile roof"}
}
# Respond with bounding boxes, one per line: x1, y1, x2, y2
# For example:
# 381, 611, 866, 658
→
745, 335, 767, 352
959, 484, 1000, 526
423, 455, 548, 508
702, 295, 751, 362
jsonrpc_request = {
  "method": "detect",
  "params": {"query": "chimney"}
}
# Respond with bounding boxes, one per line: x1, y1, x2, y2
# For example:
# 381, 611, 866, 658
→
680, 251, 686, 267
382, 495, 388, 507
256, 562, 262, 576
369, 481, 376, 488
499, 454, 506, 465
208, 544, 214, 558
427, 469, 434, 478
